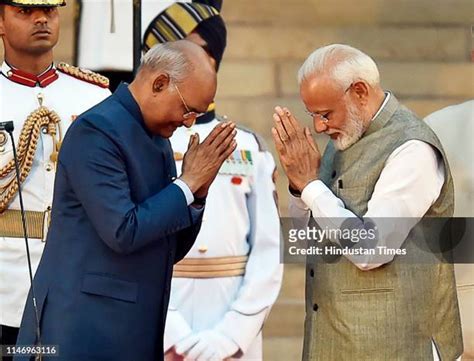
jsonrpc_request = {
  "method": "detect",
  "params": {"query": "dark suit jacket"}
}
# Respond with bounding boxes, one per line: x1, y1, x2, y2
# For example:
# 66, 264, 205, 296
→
15, 84, 202, 361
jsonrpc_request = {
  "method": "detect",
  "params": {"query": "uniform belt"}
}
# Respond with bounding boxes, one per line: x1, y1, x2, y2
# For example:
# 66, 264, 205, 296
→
173, 255, 248, 278
0, 209, 46, 239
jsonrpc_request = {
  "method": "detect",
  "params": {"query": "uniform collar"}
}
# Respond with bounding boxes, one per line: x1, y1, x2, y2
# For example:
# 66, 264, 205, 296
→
1, 62, 59, 88
195, 109, 216, 124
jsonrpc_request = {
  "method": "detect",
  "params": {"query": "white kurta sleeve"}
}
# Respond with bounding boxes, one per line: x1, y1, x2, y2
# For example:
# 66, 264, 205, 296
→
299, 140, 445, 270
214, 150, 283, 353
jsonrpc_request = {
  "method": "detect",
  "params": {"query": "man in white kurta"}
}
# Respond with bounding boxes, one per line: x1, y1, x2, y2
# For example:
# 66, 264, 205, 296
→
274, 44, 462, 360
0, 0, 111, 347
425, 100, 474, 360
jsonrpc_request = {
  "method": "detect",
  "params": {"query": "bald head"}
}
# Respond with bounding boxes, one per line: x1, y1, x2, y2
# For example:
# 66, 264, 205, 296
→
137, 40, 215, 84
129, 40, 217, 138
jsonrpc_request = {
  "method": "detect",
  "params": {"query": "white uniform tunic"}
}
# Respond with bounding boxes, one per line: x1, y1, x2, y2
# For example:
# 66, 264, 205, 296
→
425, 101, 474, 360
0, 62, 111, 327
166, 117, 283, 360
77, 0, 181, 71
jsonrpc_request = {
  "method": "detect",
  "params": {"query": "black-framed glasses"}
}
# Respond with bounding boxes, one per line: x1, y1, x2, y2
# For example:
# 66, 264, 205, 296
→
173, 84, 205, 120
305, 83, 353, 123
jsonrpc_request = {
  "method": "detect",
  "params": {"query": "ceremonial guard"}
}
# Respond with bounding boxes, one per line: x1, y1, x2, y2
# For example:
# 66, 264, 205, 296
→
75, 0, 180, 89
169, 120, 283, 360
143, 2, 283, 360
0, 0, 110, 348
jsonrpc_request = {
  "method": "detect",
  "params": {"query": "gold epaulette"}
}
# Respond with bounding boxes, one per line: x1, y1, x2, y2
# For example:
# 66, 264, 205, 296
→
56, 62, 109, 89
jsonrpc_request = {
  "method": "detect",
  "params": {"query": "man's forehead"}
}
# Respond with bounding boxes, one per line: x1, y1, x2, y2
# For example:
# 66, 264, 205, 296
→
302, 74, 338, 92
301, 75, 342, 104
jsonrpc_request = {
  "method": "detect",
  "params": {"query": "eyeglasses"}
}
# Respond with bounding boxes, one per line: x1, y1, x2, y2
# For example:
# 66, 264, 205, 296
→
173, 84, 205, 120
305, 110, 330, 123
305, 83, 353, 123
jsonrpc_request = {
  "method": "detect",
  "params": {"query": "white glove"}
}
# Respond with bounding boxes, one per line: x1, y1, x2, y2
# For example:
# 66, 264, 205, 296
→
175, 333, 200, 356
176, 330, 239, 361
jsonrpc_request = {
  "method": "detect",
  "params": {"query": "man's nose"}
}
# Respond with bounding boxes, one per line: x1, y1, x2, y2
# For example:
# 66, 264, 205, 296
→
313, 117, 328, 134
34, 12, 48, 24
35, 14, 48, 24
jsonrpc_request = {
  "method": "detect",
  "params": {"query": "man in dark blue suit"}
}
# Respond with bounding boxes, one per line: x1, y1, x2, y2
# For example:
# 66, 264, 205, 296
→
15, 40, 237, 361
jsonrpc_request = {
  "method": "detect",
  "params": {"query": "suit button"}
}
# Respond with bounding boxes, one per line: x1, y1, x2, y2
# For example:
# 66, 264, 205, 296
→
313, 303, 318, 312
309, 268, 314, 277
331, 170, 337, 179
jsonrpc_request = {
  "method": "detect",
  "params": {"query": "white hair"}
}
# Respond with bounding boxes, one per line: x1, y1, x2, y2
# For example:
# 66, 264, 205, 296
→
140, 42, 193, 83
297, 44, 380, 89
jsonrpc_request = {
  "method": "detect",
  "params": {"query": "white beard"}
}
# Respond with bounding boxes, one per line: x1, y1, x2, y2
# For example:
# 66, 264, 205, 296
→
333, 103, 367, 151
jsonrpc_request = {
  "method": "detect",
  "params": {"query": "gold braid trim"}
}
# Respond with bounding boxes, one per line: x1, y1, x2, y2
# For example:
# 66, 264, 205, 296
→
0, 107, 61, 213
56, 62, 110, 89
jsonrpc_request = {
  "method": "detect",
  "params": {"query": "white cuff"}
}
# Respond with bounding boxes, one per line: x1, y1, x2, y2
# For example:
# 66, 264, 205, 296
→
174, 179, 194, 206
301, 180, 330, 209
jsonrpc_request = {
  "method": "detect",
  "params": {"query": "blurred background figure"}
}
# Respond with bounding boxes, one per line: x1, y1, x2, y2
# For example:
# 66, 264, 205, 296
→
425, 100, 474, 361
75, 0, 179, 90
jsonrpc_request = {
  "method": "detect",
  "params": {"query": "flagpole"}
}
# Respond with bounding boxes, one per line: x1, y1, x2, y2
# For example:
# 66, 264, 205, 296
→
132, 0, 141, 75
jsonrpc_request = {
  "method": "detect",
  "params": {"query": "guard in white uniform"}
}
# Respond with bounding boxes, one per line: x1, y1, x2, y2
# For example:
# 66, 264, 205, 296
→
142, 2, 283, 360
169, 115, 282, 361
0, 0, 111, 349
425, 101, 474, 360
75, 0, 183, 89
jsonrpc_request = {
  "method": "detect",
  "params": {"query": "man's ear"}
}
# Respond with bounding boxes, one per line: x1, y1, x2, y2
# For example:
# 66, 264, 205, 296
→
351, 81, 370, 106
152, 73, 171, 94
